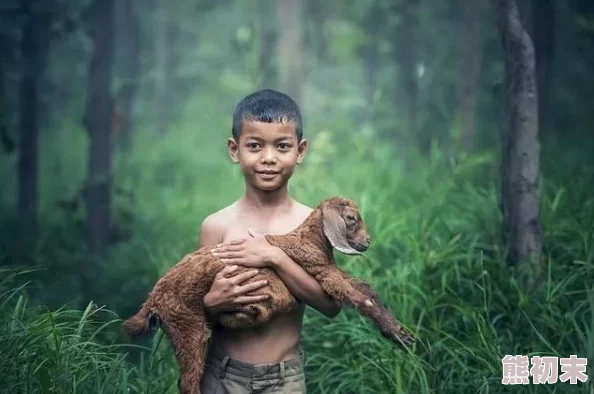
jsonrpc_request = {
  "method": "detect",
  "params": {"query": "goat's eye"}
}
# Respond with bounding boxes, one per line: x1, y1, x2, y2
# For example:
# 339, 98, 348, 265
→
346, 214, 356, 222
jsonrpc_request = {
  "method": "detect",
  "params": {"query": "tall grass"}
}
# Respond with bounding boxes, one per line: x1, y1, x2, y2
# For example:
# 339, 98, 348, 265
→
0, 118, 592, 393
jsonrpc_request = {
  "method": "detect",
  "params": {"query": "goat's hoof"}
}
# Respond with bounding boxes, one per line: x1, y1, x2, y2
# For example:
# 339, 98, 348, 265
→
388, 329, 416, 349
400, 333, 416, 348
246, 305, 259, 315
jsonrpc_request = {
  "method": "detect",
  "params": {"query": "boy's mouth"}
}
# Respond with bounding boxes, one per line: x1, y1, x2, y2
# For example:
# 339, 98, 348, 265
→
255, 170, 280, 180
256, 170, 280, 175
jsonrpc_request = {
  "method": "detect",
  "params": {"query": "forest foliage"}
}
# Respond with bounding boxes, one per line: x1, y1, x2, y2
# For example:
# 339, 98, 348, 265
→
1, 0, 593, 392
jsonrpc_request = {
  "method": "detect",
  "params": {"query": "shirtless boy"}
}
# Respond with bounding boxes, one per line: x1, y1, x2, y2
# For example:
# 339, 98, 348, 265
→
197, 89, 341, 393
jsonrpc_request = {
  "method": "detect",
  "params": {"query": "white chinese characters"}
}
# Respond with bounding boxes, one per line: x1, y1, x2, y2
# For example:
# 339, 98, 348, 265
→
502, 355, 588, 385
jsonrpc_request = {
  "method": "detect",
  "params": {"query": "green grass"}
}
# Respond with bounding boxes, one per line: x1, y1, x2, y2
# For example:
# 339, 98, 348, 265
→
0, 111, 593, 393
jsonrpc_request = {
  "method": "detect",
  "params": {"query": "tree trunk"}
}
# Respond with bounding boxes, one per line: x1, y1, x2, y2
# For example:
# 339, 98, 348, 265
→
532, 0, 555, 133
306, 0, 329, 94
115, 0, 140, 150
307, 0, 329, 65
277, 0, 304, 106
84, 0, 115, 255
258, 0, 276, 89
393, 0, 420, 153
153, 0, 177, 133
456, 0, 484, 153
363, 0, 381, 123
492, 0, 542, 275
18, 9, 49, 232
0, 53, 15, 154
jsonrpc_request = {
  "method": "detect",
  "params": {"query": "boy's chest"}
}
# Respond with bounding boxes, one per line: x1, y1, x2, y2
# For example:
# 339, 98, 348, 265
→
222, 216, 303, 242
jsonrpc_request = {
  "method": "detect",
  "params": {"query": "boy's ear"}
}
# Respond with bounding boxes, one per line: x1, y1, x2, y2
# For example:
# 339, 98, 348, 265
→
227, 137, 240, 163
296, 139, 308, 165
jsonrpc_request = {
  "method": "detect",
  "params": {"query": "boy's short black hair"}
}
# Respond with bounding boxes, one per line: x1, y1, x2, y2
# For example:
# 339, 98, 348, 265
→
232, 89, 303, 142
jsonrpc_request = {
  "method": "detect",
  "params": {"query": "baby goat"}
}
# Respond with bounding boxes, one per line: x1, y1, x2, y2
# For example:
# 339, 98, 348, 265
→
122, 196, 415, 394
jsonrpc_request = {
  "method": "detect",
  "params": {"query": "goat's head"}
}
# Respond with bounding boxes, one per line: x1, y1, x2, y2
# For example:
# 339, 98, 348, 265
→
320, 197, 371, 255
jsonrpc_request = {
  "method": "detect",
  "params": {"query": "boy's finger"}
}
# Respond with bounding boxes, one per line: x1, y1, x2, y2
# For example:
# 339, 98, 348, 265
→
230, 269, 260, 284
235, 294, 270, 304
215, 238, 246, 248
247, 228, 264, 238
218, 264, 238, 277
237, 279, 269, 294
212, 245, 243, 254
216, 252, 243, 260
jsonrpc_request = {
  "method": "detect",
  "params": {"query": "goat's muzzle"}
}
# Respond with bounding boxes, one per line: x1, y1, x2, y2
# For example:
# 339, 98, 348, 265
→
353, 236, 371, 252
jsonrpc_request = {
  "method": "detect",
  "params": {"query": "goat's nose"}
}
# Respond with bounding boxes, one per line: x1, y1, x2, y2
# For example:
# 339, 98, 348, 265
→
365, 235, 371, 244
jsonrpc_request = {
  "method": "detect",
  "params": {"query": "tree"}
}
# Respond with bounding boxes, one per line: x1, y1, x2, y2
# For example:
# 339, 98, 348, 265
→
17, 1, 51, 233
114, 0, 141, 150
277, 0, 304, 105
0, 27, 16, 155
362, 0, 383, 123
392, 0, 421, 152
532, 0, 555, 133
257, 0, 277, 89
492, 0, 542, 278
455, 0, 485, 153
83, 0, 116, 255
152, 0, 178, 133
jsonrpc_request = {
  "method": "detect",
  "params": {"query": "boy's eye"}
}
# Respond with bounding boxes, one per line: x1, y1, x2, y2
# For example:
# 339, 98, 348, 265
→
278, 143, 291, 150
246, 142, 260, 149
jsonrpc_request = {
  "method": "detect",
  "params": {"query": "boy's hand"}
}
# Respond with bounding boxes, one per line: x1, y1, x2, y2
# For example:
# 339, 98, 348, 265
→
204, 264, 270, 313
210, 229, 280, 268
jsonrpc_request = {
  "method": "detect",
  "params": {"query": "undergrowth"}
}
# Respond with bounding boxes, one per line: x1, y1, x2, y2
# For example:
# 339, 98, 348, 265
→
0, 123, 592, 393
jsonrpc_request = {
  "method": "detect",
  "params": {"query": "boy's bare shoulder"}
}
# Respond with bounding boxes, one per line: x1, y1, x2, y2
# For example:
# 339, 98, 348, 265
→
293, 200, 314, 222
199, 202, 239, 247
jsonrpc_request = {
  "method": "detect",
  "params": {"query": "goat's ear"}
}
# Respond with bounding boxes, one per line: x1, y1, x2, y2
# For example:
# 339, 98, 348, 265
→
322, 205, 362, 255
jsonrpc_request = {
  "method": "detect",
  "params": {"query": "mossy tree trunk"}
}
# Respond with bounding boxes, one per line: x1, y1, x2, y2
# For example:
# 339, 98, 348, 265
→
115, 0, 140, 150
277, 0, 304, 105
18, 4, 50, 233
492, 0, 542, 283
456, 0, 485, 154
392, 0, 421, 153
84, 0, 115, 256
258, 0, 277, 90
532, 0, 555, 133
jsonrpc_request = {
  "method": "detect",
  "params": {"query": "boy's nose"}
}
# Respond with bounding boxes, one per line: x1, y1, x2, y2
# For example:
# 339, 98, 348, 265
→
261, 149, 277, 163
261, 156, 277, 164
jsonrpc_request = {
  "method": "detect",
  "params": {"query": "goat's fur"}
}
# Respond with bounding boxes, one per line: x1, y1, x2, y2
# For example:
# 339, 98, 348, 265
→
122, 196, 415, 394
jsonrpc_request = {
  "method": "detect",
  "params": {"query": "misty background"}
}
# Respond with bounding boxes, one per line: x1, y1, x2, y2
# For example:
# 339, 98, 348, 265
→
0, 0, 593, 393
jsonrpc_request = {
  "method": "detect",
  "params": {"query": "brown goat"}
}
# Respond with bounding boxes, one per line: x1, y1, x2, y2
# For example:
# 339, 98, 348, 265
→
122, 196, 415, 394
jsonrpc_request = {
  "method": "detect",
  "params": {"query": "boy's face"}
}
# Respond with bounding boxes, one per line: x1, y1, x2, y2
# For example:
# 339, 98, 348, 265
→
227, 120, 307, 192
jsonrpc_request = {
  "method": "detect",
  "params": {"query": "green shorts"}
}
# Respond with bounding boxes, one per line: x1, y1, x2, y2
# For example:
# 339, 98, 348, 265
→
200, 348, 307, 393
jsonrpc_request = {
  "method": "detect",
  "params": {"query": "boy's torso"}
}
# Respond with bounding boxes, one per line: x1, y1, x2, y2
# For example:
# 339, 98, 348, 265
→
209, 198, 312, 364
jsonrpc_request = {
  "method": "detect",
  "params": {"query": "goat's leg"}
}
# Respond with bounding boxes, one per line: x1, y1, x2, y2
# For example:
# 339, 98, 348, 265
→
164, 319, 211, 394
266, 239, 415, 347
318, 267, 415, 348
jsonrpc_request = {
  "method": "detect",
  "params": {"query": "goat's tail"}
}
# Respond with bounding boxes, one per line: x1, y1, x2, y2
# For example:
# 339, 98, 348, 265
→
122, 305, 158, 338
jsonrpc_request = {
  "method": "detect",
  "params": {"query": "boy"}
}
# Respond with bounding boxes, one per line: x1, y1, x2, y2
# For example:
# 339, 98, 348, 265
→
198, 89, 342, 393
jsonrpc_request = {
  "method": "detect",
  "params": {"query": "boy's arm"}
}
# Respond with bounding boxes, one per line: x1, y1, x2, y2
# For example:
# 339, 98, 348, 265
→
210, 232, 342, 318
199, 217, 270, 313
270, 248, 342, 318
199, 216, 224, 311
